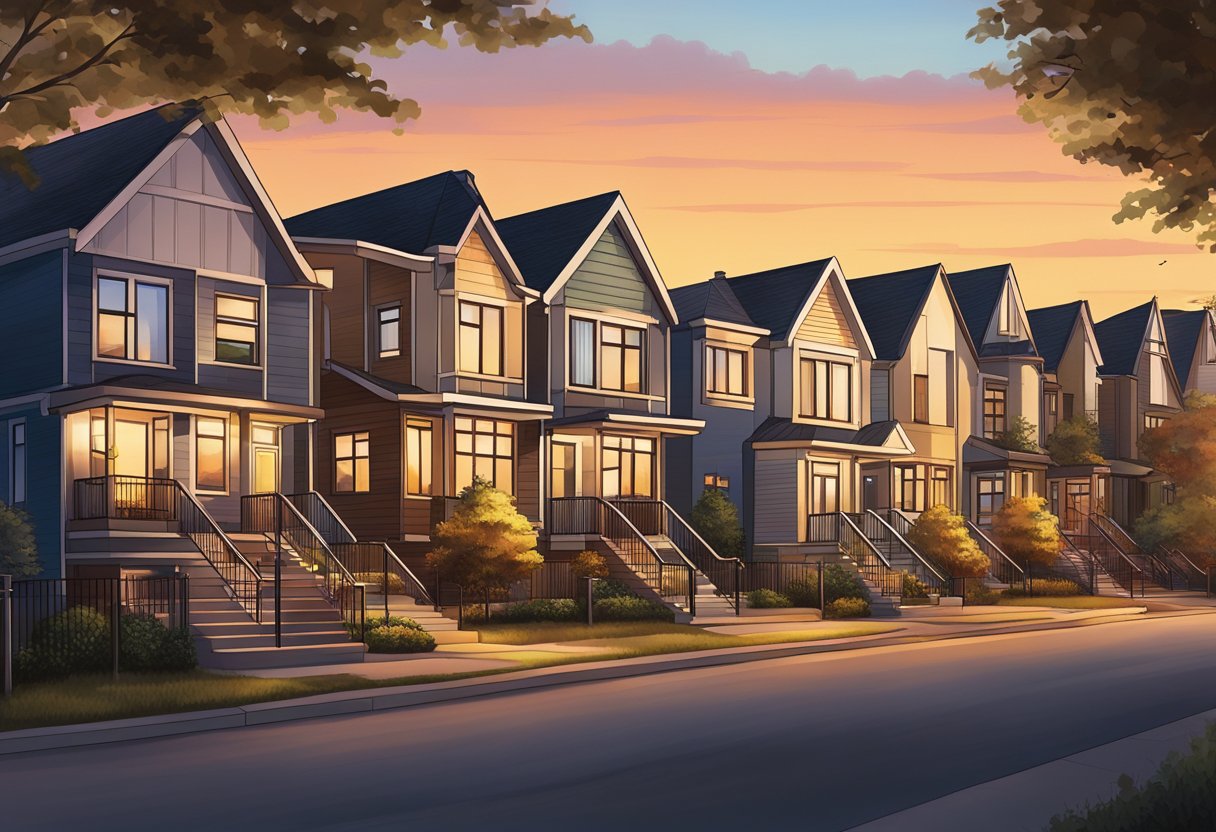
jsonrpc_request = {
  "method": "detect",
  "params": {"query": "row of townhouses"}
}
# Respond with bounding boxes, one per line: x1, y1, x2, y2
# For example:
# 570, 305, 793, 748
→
0, 107, 1210, 662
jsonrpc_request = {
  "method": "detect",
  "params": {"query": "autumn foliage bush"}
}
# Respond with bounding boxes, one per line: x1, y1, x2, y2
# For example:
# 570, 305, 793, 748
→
990, 496, 1062, 569
906, 505, 990, 578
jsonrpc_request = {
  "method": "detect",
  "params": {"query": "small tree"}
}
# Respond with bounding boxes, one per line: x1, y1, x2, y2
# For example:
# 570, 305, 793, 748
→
690, 488, 744, 558
994, 416, 1039, 453
0, 501, 40, 577
570, 550, 608, 579
905, 504, 989, 578
426, 478, 541, 602
1136, 392, 1216, 558
1046, 415, 1104, 466
990, 496, 1061, 569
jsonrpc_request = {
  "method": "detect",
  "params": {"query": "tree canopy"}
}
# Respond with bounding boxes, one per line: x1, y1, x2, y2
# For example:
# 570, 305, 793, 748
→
0, 0, 589, 183
969, 2, 1216, 251
1046, 415, 1105, 466
991, 495, 1062, 568
690, 487, 744, 558
1136, 391, 1216, 557
906, 504, 990, 578
0, 501, 41, 577
426, 477, 541, 593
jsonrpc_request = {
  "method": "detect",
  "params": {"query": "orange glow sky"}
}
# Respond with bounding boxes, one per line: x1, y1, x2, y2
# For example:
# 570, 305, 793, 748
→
231, 35, 1211, 320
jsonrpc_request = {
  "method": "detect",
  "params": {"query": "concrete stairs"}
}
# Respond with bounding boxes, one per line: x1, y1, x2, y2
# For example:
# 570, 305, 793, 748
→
372, 595, 477, 644
683, 572, 737, 619
1057, 545, 1126, 597
189, 533, 366, 670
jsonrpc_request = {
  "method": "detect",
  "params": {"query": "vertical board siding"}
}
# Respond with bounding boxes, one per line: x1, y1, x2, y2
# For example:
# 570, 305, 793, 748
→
0, 252, 62, 396
563, 224, 659, 317
266, 286, 312, 406
516, 420, 541, 522
796, 281, 857, 347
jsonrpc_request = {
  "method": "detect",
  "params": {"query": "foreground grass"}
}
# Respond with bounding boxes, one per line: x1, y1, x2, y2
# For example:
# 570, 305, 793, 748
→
476, 620, 898, 650
996, 596, 1145, 610
477, 621, 709, 644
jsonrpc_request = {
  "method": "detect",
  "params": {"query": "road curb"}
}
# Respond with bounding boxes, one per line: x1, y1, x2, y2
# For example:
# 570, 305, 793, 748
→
0, 606, 1162, 755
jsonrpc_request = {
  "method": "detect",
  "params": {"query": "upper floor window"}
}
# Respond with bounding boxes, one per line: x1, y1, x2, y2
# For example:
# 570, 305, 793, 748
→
983, 385, 1007, 439
334, 431, 370, 494
378, 305, 401, 359
404, 418, 432, 497
10, 421, 26, 505
998, 284, 1017, 336
799, 357, 851, 422
215, 294, 259, 366
569, 318, 646, 393
97, 274, 169, 364
706, 345, 748, 397
913, 374, 929, 423
703, 473, 731, 491
1145, 414, 1167, 431
458, 301, 503, 376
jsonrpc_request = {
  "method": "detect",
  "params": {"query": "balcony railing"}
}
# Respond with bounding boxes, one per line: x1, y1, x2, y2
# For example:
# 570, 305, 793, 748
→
73, 475, 178, 521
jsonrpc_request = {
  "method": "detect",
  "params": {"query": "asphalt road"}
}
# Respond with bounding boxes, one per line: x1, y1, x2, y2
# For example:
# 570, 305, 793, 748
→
4, 614, 1216, 832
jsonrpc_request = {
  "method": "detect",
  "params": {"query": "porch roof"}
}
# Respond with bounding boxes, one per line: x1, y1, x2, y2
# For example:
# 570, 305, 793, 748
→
963, 435, 1051, 466
547, 409, 704, 436
46, 375, 323, 420
745, 417, 915, 456
1106, 458, 1155, 478
328, 362, 553, 418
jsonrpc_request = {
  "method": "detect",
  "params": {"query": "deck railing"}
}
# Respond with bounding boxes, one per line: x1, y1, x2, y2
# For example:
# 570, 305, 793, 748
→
73, 475, 178, 521
179, 486, 264, 620
806, 512, 842, 544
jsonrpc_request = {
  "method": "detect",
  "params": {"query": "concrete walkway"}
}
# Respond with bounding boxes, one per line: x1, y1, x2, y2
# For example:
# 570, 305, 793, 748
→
850, 706, 1216, 831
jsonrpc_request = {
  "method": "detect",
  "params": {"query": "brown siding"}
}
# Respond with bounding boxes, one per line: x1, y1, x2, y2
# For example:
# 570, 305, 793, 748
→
797, 281, 856, 347
516, 420, 542, 522
305, 251, 366, 368
455, 230, 511, 300
317, 372, 402, 540
367, 260, 413, 385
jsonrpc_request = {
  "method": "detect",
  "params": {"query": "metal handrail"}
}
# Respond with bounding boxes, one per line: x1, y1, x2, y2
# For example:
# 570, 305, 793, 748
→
1084, 516, 1145, 597
965, 520, 1025, 588
548, 497, 696, 615
837, 511, 903, 597
868, 509, 949, 585
286, 491, 357, 546
176, 483, 264, 620
242, 493, 366, 638
333, 540, 435, 614
1053, 528, 1097, 595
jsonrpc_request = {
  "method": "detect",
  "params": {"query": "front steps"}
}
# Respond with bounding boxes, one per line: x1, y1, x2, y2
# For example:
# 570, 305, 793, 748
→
683, 573, 737, 619
372, 595, 476, 644
1057, 544, 1126, 596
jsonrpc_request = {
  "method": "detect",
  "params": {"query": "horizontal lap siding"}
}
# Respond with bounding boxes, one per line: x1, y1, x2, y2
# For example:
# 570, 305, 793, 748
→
267, 287, 312, 405
564, 224, 659, 318
0, 409, 61, 576
753, 454, 798, 544
455, 231, 511, 301
516, 421, 541, 522
367, 260, 413, 386
797, 282, 856, 347
0, 252, 62, 395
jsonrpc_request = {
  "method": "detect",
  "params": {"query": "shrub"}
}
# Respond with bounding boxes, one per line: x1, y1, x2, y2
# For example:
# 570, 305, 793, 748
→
15, 605, 111, 681
965, 582, 1000, 605
823, 564, 871, 603
427, 477, 542, 593
746, 588, 793, 609
570, 550, 609, 579
363, 615, 424, 630
991, 496, 1062, 568
0, 500, 40, 577
365, 625, 436, 653
1046, 415, 1104, 466
353, 572, 407, 594
494, 598, 582, 623
690, 487, 744, 557
994, 415, 1040, 453
592, 578, 635, 601
905, 505, 989, 578
785, 575, 821, 608
901, 571, 929, 599
825, 597, 871, 619
1004, 577, 1083, 597
593, 596, 675, 622
119, 613, 197, 672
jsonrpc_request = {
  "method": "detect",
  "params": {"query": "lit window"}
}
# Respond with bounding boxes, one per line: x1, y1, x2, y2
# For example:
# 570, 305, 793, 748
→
703, 473, 730, 490
930, 466, 952, 509
454, 418, 513, 493
458, 301, 503, 376
799, 358, 851, 422
570, 318, 596, 387
983, 385, 1007, 439
195, 418, 227, 492
334, 431, 370, 493
976, 475, 1005, 526
404, 418, 433, 496
215, 294, 259, 365
602, 435, 653, 498
10, 421, 26, 504
378, 305, 401, 358
1145, 414, 1167, 431
707, 345, 748, 397
893, 464, 926, 512
97, 275, 169, 363
601, 324, 645, 393
913, 374, 929, 423
809, 462, 839, 514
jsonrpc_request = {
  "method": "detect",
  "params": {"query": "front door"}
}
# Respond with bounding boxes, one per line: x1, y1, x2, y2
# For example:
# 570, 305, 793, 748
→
862, 475, 878, 512
809, 461, 840, 514
551, 441, 578, 498
1064, 480, 1090, 532
251, 424, 280, 494
113, 420, 149, 477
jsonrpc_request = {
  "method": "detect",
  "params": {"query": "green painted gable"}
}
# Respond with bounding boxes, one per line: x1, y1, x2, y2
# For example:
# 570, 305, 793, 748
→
563, 222, 660, 318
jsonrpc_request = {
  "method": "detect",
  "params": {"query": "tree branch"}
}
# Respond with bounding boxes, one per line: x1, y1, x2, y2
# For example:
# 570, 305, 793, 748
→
0, 22, 135, 104
0, 0, 54, 82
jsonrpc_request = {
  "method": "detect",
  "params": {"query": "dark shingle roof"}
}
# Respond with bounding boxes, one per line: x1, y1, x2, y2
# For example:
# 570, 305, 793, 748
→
847, 265, 941, 360
496, 192, 620, 293
1162, 309, 1207, 388
285, 170, 487, 254
0, 104, 201, 248
945, 265, 1010, 349
331, 362, 427, 396
1094, 300, 1154, 376
669, 277, 757, 330
723, 260, 833, 341
746, 417, 902, 448
1027, 301, 1084, 373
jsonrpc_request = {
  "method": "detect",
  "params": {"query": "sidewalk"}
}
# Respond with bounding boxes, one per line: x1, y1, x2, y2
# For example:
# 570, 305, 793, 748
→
849, 706, 1216, 831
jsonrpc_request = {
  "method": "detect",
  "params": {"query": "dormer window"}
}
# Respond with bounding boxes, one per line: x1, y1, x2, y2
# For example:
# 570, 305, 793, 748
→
998, 283, 1017, 336
799, 357, 851, 422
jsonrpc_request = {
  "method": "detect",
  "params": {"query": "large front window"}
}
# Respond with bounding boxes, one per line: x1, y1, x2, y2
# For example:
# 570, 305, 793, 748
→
602, 435, 653, 498
893, 464, 926, 512
334, 431, 370, 494
215, 294, 260, 365
458, 301, 503, 376
809, 461, 839, 514
455, 418, 513, 493
799, 357, 851, 422
976, 475, 1005, 526
195, 417, 228, 492
570, 318, 647, 393
983, 385, 1007, 439
404, 418, 433, 496
97, 275, 169, 364
706, 345, 748, 397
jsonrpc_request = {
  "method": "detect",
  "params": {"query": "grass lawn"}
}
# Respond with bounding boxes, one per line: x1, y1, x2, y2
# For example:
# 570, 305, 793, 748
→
996, 596, 1145, 610
475, 620, 899, 650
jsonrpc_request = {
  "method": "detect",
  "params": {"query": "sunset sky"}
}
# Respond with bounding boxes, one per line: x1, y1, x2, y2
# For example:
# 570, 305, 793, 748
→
232, 1, 1212, 319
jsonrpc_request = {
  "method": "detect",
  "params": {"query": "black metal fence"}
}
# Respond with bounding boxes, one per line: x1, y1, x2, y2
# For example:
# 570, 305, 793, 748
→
2, 574, 190, 691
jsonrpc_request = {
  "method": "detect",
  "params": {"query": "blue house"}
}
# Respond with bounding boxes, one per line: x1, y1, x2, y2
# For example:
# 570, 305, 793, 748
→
0, 105, 328, 584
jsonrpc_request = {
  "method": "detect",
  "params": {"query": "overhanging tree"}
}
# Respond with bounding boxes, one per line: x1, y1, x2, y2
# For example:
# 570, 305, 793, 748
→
969, 2, 1216, 251
1136, 391, 1216, 560
1046, 415, 1105, 466
0, 1, 590, 184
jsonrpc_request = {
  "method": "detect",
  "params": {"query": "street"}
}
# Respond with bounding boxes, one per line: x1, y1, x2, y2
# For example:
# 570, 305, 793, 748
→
3, 614, 1215, 832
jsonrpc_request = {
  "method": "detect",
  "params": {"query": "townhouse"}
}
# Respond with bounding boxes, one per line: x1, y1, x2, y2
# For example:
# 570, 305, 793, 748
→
283, 171, 552, 562
1163, 308, 1216, 396
0, 105, 328, 580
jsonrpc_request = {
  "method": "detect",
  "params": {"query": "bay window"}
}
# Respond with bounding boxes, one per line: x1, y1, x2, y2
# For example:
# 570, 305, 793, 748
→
706, 345, 748, 397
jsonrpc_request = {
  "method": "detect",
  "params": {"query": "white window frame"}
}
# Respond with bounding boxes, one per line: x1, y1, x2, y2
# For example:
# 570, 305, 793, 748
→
377, 303, 402, 359
94, 270, 174, 368
213, 292, 261, 367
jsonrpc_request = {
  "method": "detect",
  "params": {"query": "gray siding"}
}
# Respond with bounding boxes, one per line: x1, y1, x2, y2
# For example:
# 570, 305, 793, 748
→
871, 367, 890, 422
266, 286, 312, 405
0, 252, 62, 396
564, 223, 660, 317
196, 276, 262, 397
752, 454, 798, 544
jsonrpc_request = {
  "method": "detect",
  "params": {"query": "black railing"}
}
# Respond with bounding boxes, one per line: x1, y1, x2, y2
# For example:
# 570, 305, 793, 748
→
287, 491, 357, 547
73, 475, 178, 521
1080, 517, 1145, 597
611, 499, 743, 613
1090, 513, 1173, 589
1157, 547, 1207, 591
838, 512, 903, 597
334, 540, 434, 618
178, 485, 263, 620
965, 520, 1026, 589
242, 493, 366, 639
4, 575, 190, 684
1054, 529, 1097, 595
846, 510, 948, 595
548, 497, 695, 614
806, 512, 841, 544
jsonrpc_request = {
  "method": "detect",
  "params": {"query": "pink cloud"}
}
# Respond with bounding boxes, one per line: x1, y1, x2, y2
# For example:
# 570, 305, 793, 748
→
909, 170, 1106, 183
665, 200, 1113, 213
878, 239, 1203, 257
510, 156, 909, 172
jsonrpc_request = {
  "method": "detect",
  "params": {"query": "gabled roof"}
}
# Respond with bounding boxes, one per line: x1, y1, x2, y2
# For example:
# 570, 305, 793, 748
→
0, 103, 202, 249
847, 264, 944, 361
745, 417, 914, 455
669, 276, 759, 330
285, 170, 488, 255
496, 192, 620, 294
723, 259, 834, 341
1027, 300, 1085, 373
948, 264, 1037, 358
1162, 309, 1208, 389
1094, 300, 1155, 376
